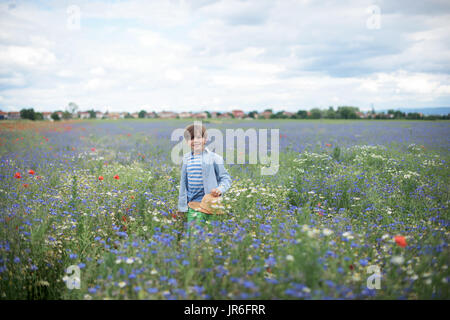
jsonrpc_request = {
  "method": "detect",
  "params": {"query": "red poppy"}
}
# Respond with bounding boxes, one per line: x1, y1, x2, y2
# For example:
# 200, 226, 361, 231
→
127, 133, 131, 137
130, 195, 135, 199
325, 143, 332, 147
91, 147, 96, 152
122, 225, 127, 231
349, 264, 354, 271
14, 172, 21, 179
122, 216, 127, 223
394, 235, 407, 248
98, 176, 104, 181
114, 174, 119, 180
23, 184, 29, 188
171, 213, 177, 219
28, 169, 35, 175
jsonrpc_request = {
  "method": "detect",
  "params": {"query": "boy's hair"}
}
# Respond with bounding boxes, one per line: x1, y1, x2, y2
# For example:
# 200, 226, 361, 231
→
184, 123, 208, 141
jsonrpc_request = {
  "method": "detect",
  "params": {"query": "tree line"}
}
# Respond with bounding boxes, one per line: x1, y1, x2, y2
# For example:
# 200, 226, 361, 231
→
15, 106, 450, 121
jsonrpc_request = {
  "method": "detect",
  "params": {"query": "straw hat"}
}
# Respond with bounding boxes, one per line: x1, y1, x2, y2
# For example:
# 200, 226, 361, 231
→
188, 193, 225, 215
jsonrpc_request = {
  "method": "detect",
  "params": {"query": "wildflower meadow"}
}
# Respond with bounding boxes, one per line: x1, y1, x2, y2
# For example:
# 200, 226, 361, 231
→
0, 119, 448, 300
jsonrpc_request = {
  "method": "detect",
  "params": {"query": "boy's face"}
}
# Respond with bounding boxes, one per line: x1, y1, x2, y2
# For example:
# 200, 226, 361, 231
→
189, 132, 206, 154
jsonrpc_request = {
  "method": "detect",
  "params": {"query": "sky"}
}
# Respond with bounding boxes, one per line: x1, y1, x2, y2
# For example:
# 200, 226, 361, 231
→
0, 0, 450, 113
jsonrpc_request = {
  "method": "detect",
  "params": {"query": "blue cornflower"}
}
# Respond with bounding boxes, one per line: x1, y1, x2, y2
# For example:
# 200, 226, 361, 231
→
265, 256, 276, 266
147, 288, 158, 294
243, 280, 256, 289
359, 259, 368, 267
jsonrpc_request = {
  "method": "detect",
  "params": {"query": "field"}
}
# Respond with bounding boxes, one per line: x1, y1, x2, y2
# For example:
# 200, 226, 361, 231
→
0, 119, 449, 299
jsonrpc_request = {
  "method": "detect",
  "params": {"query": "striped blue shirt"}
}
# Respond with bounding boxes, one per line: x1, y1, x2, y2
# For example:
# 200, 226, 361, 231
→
186, 151, 205, 203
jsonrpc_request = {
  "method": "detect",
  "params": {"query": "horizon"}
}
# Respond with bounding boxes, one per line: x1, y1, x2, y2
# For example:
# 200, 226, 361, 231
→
1, 1, 450, 112
2, 106, 449, 115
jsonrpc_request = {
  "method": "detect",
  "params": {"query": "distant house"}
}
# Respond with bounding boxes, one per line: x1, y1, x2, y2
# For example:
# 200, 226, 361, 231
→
306, 111, 311, 117
146, 111, 157, 118
259, 110, 272, 119
96, 111, 104, 119
355, 111, 368, 119
78, 111, 90, 119
8, 112, 20, 120
232, 110, 245, 119
282, 111, 295, 118
108, 112, 120, 120
158, 111, 178, 119
192, 112, 208, 119
178, 112, 193, 119
0, 111, 7, 120
131, 112, 139, 119
42, 112, 52, 120
120, 112, 128, 119
210, 112, 218, 119
218, 112, 232, 119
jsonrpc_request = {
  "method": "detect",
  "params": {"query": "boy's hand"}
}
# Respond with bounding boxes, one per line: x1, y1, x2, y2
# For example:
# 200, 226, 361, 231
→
210, 188, 222, 197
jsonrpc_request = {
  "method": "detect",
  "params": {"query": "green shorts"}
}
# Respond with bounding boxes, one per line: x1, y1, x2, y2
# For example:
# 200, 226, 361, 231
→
186, 207, 218, 234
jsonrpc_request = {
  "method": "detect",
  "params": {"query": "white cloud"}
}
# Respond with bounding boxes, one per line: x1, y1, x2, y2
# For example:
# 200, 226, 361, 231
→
165, 69, 183, 81
0, 45, 56, 70
0, 72, 26, 87
90, 67, 106, 76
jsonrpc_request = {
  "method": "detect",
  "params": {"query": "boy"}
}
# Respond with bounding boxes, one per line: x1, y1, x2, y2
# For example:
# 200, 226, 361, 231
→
177, 123, 232, 233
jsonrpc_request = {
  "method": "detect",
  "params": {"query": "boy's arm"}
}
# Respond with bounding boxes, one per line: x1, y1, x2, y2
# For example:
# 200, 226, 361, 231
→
177, 161, 188, 212
214, 155, 232, 195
